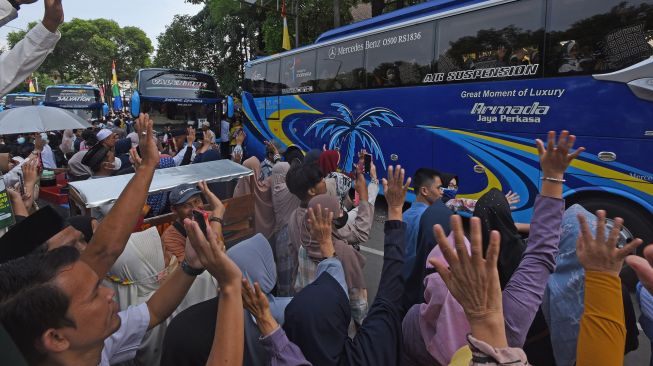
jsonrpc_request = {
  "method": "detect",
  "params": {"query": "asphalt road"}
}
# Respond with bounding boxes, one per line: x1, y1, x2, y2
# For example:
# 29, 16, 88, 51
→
360, 198, 650, 366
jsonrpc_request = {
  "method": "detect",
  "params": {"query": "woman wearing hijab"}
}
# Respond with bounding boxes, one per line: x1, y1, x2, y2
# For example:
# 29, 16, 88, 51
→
270, 162, 301, 296
542, 205, 639, 366
256, 166, 409, 366
234, 156, 275, 239
293, 193, 368, 326
59, 129, 75, 157
473, 188, 526, 288
403, 130, 586, 365
160, 234, 292, 366
319, 150, 353, 208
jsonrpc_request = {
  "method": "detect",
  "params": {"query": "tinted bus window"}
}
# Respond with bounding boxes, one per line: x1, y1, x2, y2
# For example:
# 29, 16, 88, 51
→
546, 0, 653, 76
434, 0, 545, 84
281, 51, 316, 94
316, 39, 365, 91
245, 63, 266, 95
45, 88, 100, 107
138, 70, 218, 99
265, 60, 281, 96
365, 22, 434, 87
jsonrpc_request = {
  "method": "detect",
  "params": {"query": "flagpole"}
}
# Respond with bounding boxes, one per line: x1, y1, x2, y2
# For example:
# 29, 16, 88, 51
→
35, 76, 39, 93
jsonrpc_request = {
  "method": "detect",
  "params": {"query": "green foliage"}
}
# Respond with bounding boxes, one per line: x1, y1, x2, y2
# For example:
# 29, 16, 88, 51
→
5, 18, 153, 84
8, 72, 57, 94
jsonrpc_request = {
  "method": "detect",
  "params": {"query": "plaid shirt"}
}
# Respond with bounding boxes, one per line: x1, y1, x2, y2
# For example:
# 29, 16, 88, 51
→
260, 158, 274, 181
295, 246, 368, 325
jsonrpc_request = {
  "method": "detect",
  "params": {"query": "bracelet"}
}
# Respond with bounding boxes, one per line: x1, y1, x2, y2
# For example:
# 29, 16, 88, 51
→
370, 178, 379, 185
541, 176, 566, 183
180, 260, 205, 276
209, 216, 224, 225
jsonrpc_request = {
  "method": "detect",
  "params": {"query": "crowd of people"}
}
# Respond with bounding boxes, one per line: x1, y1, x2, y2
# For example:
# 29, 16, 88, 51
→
3, 1, 653, 366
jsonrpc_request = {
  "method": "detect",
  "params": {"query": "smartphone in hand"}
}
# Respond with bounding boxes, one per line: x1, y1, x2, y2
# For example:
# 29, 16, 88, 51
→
364, 153, 372, 174
192, 209, 210, 237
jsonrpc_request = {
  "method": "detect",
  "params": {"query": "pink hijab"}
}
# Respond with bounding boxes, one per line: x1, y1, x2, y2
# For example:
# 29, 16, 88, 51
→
419, 234, 471, 365
234, 157, 275, 239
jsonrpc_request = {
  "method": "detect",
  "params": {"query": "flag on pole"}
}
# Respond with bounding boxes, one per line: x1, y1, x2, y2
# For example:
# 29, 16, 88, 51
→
111, 61, 123, 111
28, 77, 36, 93
282, 0, 291, 50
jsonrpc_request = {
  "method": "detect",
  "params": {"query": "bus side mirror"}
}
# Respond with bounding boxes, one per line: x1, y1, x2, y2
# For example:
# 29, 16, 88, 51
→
131, 91, 140, 118
227, 96, 234, 118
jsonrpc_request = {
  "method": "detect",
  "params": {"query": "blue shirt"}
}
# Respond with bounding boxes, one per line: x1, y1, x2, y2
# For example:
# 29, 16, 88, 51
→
402, 201, 429, 279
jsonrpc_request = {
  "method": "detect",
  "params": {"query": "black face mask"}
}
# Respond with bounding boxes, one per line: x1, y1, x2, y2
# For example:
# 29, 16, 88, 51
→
332, 210, 349, 229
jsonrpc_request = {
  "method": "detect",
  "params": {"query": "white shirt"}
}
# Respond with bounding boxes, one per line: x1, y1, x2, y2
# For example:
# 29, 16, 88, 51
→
100, 303, 150, 366
0, 12, 61, 97
0, 0, 17, 27
41, 144, 57, 169
173, 144, 196, 166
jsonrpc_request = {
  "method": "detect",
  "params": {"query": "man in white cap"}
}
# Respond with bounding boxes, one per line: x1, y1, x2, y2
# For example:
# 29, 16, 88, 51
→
201, 121, 216, 149
96, 129, 118, 150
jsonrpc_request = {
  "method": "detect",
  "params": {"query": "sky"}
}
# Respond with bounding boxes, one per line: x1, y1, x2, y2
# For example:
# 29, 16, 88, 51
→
0, 0, 203, 49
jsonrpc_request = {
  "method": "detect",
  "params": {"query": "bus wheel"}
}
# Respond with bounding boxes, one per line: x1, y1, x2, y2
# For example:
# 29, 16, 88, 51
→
571, 196, 653, 289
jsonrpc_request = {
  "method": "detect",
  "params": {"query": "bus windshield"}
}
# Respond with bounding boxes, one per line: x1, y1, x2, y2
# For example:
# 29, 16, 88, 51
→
136, 69, 221, 126
5, 94, 44, 108
44, 86, 102, 120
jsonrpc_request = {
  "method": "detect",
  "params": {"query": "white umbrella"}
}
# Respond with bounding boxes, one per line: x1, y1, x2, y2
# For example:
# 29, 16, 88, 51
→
0, 106, 92, 134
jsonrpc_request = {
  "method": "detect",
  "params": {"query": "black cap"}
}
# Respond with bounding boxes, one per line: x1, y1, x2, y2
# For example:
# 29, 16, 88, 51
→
81, 143, 110, 171
0, 206, 65, 264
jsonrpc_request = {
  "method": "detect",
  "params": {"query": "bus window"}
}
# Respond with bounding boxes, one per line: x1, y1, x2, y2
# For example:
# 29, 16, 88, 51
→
435, 0, 545, 83
245, 63, 266, 96
316, 38, 365, 91
281, 51, 316, 94
546, 0, 652, 76
265, 61, 281, 96
364, 22, 434, 87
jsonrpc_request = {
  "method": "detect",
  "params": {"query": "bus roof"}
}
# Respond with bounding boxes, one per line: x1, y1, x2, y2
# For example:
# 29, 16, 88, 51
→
5, 92, 44, 97
246, 0, 509, 65
136, 68, 216, 79
46, 84, 100, 91
315, 0, 483, 43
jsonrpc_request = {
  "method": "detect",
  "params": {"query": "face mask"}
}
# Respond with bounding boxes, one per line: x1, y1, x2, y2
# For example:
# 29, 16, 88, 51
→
16, 137, 25, 144
332, 210, 349, 229
112, 157, 122, 171
442, 188, 458, 200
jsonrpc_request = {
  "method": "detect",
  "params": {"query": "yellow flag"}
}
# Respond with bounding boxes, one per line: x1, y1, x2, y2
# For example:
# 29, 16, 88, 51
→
28, 78, 36, 93
282, 1, 291, 50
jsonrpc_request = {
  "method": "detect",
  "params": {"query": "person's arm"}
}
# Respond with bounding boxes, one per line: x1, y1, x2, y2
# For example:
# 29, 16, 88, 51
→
81, 114, 158, 277
146, 264, 196, 329
0, 0, 18, 27
185, 218, 244, 366
0, 0, 62, 97
501, 130, 584, 346
575, 210, 641, 366
162, 229, 187, 265
198, 180, 225, 241
335, 156, 373, 244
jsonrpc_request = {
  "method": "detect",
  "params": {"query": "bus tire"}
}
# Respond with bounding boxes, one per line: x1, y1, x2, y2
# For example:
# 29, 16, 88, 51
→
570, 195, 653, 290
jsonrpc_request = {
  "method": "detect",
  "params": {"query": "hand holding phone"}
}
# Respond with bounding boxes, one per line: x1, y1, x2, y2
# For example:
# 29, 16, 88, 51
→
364, 153, 372, 174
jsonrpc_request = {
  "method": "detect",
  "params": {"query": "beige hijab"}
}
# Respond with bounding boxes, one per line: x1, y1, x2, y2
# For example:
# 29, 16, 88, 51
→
234, 157, 275, 239
271, 162, 300, 234
288, 194, 366, 290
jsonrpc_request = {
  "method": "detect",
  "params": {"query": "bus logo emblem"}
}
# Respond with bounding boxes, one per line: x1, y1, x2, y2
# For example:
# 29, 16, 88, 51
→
328, 47, 337, 60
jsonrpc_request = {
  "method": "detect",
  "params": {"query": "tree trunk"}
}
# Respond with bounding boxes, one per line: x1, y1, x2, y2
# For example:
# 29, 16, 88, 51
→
371, 0, 385, 16
333, 0, 340, 28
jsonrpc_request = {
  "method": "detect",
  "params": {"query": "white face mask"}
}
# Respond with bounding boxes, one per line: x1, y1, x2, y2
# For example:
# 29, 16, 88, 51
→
112, 157, 122, 171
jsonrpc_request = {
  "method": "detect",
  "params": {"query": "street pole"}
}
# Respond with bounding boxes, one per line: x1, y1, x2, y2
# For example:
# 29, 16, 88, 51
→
35, 76, 39, 93
294, 0, 299, 47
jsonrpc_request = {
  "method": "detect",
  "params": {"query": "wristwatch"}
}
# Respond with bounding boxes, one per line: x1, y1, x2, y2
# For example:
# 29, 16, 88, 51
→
181, 260, 205, 276
8, 0, 20, 10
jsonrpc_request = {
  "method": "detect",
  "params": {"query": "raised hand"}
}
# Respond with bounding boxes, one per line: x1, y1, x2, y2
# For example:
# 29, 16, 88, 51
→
536, 130, 584, 179
134, 113, 158, 170
382, 165, 411, 221
307, 204, 335, 258
198, 180, 225, 219
242, 279, 279, 336
235, 129, 246, 145
21, 158, 38, 186
129, 147, 142, 170
264, 140, 279, 156
429, 216, 506, 348
184, 218, 242, 288
186, 127, 196, 145
577, 210, 642, 276
505, 191, 520, 210
42, 0, 64, 33
626, 245, 653, 293
353, 150, 369, 203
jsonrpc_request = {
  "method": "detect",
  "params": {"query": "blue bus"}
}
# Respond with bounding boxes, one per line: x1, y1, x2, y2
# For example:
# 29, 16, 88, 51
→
241, 0, 653, 243
131, 68, 221, 127
3, 92, 44, 109
44, 85, 103, 120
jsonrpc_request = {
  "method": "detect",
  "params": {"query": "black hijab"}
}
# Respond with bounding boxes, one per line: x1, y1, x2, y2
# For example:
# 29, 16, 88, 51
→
439, 172, 459, 203
473, 188, 526, 288
284, 272, 350, 366
304, 149, 322, 166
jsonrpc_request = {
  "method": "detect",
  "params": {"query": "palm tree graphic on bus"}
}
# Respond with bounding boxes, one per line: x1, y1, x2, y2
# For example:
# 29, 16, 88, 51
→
304, 103, 403, 170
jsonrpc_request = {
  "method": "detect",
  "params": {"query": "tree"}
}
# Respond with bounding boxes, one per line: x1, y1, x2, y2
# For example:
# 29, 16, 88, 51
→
6, 19, 153, 84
